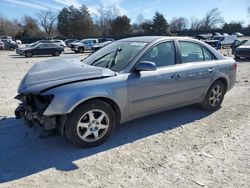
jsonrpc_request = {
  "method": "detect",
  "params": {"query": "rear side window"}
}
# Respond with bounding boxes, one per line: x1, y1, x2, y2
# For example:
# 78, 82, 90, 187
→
179, 41, 203, 63
179, 41, 214, 63
203, 47, 213, 61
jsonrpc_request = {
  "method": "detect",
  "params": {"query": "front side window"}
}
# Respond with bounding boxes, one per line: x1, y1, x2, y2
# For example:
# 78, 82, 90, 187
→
141, 41, 176, 67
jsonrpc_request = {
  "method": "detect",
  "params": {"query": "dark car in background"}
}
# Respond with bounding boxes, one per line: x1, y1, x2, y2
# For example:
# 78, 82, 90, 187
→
26, 40, 53, 47
231, 40, 248, 55
0, 39, 18, 51
234, 40, 250, 60
16, 43, 64, 57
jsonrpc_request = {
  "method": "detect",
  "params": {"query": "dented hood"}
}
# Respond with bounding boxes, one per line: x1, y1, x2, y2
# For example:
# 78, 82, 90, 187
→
18, 58, 116, 94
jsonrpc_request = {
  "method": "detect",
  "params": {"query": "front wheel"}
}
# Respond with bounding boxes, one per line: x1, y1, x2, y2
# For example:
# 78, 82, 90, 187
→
65, 100, 116, 147
78, 47, 84, 53
9, 47, 14, 51
200, 80, 226, 111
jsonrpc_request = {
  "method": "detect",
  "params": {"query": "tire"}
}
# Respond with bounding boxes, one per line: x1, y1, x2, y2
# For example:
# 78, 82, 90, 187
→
65, 100, 116, 147
200, 80, 226, 111
25, 51, 32, 58
9, 47, 14, 51
53, 50, 60, 56
78, 47, 84, 53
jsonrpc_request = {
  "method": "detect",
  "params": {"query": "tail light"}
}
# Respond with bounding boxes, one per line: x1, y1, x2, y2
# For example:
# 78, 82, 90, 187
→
232, 63, 237, 70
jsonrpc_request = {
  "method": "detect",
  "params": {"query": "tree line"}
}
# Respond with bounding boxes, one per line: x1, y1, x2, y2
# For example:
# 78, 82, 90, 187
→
0, 5, 249, 40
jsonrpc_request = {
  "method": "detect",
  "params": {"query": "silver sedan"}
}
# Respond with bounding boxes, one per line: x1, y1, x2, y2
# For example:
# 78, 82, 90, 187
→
15, 36, 237, 147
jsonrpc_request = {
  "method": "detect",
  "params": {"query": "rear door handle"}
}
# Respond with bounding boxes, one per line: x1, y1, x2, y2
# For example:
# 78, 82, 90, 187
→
208, 67, 215, 72
171, 74, 181, 79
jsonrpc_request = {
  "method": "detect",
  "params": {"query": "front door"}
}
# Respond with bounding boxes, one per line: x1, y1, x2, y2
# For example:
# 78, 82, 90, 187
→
128, 41, 184, 116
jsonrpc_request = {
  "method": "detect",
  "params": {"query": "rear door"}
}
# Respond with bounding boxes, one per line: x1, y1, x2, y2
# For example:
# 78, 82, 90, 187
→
176, 40, 217, 103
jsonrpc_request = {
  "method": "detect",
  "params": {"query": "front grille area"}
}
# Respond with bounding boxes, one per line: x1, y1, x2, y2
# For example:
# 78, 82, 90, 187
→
23, 94, 53, 114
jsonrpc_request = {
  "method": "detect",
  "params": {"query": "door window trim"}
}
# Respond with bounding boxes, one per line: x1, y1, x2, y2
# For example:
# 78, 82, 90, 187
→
131, 40, 178, 72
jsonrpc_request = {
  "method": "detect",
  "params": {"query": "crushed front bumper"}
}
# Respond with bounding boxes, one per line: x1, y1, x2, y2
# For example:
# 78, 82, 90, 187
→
15, 104, 57, 130
15, 93, 57, 130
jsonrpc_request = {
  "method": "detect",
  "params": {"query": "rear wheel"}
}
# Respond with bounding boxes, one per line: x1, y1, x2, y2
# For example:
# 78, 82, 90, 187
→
200, 80, 226, 111
25, 51, 32, 58
78, 47, 84, 53
9, 47, 14, 51
53, 50, 60, 56
65, 100, 116, 147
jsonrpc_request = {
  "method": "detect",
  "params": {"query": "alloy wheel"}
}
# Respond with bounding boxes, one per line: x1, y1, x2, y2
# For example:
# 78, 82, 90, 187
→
76, 109, 110, 142
209, 85, 222, 106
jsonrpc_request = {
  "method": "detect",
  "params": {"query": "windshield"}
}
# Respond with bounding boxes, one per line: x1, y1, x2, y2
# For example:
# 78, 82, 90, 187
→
242, 40, 250, 46
83, 41, 147, 72
29, 42, 39, 47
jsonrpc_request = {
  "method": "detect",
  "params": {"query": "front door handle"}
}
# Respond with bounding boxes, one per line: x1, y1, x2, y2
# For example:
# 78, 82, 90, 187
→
208, 67, 215, 72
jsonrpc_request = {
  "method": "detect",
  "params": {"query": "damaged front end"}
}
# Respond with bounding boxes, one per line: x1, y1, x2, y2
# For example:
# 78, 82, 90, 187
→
15, 94, 59, 131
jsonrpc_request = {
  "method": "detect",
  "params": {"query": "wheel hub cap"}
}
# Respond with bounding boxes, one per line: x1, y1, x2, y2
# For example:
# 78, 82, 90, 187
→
76, 109, 110, 142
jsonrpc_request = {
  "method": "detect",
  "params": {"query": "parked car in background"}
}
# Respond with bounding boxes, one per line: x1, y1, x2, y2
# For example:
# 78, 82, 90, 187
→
16, 40, 22, 44
15, 36, 236, 147
67, 40, 79, 47
205, 35, 237, 47
65, 39, 78, 47
0, 36, 12, 40
16, 43, 64, 57
195, 33, 213, 40
92, 41, 114, 52
231, 40, 248, 55
0, 41, 4, 50
71, 38, 99, 53
0, 39, 18, 51
213, 32, 222, 37
97, 38, 115, 43
234, 40, 250, 60
232, 32, 244, 38
51, 39, 66, 47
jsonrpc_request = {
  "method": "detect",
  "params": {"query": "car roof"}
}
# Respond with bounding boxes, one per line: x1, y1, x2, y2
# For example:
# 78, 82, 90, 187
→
118, 36, 196, 43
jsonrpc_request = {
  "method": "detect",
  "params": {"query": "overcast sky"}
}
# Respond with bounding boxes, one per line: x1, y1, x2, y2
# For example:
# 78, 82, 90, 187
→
0, 0, 249, 25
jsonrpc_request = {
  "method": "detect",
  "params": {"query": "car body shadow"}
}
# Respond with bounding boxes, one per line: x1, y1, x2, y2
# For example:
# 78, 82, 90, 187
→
0, 105, 212, 183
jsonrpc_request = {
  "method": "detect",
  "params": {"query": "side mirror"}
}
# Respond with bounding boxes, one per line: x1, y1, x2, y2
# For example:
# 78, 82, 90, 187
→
135, 61, 157, 71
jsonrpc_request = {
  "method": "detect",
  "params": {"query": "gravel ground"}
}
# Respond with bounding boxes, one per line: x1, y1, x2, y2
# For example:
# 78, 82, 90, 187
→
0, 47, 249, 187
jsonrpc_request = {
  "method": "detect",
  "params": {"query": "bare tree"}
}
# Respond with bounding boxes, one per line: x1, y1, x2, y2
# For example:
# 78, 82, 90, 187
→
37, 10, 57, 37
0, 16, 20, 36
95, 6, 119, 36
170, 17, 188, 32
201, 8, 224, 29
190, 17, 202, 30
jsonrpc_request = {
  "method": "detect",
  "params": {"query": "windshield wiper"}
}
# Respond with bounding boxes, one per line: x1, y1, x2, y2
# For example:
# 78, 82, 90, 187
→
91, 47, 122, 67
106, 47, 122, 69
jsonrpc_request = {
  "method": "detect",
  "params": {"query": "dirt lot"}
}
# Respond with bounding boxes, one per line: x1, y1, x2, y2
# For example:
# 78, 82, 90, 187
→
0, 47, 249, 187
